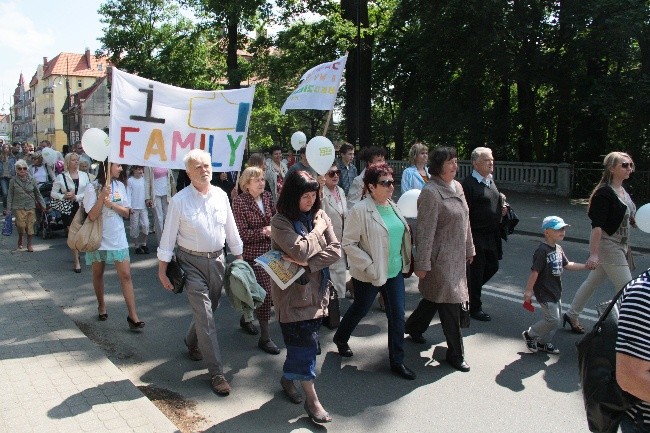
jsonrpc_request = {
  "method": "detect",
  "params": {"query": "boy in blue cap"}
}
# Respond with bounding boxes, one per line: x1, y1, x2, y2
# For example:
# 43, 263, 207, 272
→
522, 216, 592, 354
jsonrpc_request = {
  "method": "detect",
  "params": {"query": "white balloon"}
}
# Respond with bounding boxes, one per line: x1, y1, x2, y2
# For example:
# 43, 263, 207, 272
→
82, 128, 110, 162
41, 147, 57, 165
305, 136, 335, 175
396, 189, 421, 219
635, 203, 650, 233
291, 131, 307, 151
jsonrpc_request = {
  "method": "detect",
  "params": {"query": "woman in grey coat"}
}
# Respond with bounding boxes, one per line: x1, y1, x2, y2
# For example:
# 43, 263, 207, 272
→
405, 147, 475, 372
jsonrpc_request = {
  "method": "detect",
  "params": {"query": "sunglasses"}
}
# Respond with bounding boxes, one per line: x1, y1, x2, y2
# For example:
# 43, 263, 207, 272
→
377, 179, 395, 188
620, 162, 634, 169
326, 170, 341, 177
16, 167, 28, 171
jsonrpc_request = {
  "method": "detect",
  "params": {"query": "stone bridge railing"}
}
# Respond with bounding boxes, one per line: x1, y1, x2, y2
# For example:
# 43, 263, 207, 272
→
377, 160, 573, 197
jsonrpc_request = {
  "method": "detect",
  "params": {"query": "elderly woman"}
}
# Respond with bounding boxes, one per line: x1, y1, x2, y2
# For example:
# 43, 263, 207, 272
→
404, 147, 475, 372
400, 142, 429, 193
84, 162, 144, 330
333, 162, 414, 380
564, 152, 637, 334
1, 143, 17, 214
320, 163, 348, 299
7, 159, 46, 251
232, 166, 280, 354
28, 152, 53, 185
51, 153, 91, 273
271, 170, 340, 423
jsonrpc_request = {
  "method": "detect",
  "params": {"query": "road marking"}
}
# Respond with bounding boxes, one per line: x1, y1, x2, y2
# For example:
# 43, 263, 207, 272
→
483, 285, 600, 322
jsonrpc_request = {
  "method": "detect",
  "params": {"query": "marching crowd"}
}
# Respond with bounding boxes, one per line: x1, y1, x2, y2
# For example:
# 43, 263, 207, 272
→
1, 138, 648, 429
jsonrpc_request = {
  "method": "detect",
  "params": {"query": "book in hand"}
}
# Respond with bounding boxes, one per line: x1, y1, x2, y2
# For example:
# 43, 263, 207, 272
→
255, 250, 305, 290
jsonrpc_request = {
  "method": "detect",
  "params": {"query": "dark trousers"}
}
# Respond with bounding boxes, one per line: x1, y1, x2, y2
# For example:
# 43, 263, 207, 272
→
405, 299, 465, 363
334, 275, 406, 366
467, 245, 499, 313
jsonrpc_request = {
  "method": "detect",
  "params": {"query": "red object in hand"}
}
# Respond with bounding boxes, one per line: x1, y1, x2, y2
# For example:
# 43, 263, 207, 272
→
523, 301, 535, 312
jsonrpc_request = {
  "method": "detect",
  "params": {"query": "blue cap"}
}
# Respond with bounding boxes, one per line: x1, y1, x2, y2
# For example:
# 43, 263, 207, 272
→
542, 216, 570, 231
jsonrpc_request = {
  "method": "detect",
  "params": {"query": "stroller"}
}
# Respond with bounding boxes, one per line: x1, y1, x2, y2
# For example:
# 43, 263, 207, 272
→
36, 182, 66, 239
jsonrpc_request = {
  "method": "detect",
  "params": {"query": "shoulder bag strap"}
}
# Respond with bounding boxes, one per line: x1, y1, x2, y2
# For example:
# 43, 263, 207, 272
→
62, 174, 70, 193
593, 280, 630, 329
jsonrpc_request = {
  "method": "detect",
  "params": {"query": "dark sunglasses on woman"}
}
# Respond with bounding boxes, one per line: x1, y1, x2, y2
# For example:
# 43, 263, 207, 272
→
326, 170, 341, 177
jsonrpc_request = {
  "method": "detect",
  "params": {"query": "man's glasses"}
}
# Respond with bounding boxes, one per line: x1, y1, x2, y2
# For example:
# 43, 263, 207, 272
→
16, 167, 28, 171
326, 170, 341, 177
620, 162, 635, 169
377, 179, 395, 187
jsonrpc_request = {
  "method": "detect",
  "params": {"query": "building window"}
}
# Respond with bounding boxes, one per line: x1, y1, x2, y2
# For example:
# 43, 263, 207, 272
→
77, 79, 82, 88
98, 64, 103, 71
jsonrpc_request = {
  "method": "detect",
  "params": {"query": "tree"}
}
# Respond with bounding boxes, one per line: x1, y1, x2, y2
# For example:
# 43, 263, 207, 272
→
97, 0, 223, 89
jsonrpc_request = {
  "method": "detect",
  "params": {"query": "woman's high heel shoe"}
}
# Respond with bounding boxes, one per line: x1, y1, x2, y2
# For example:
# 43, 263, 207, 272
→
127, 316, 145, 331
563, 313, 585, 334
304, 401, 332, 424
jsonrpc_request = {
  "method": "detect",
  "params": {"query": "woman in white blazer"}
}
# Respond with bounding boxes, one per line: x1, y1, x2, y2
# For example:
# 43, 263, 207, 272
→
320, 163, 348, 298
51, 153, 91, 272
333, 162, 415, 380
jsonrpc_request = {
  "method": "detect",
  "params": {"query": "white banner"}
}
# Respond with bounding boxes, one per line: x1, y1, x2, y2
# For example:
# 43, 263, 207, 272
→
109, 68, 255, 171
280, 55, 347, 114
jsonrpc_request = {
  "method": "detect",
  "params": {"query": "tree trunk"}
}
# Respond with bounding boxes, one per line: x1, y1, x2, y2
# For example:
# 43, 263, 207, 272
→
226, 12, 240, 89
342, 0, 371, 148
554, 0, 573, 162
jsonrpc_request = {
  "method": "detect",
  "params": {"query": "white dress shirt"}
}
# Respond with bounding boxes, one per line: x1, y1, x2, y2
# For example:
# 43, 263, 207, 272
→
471, 169, 493, 187
157, 183, 243, 262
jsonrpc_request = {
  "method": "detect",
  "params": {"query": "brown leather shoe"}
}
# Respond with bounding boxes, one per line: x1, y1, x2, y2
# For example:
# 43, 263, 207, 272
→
184, 339, 203, 361
240, 317, 259, 335
211, 374, 231, 396
258, 338, 281, 355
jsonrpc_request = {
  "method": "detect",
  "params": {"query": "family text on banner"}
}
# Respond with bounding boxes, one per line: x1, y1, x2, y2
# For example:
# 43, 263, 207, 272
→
109, 68, 255, 171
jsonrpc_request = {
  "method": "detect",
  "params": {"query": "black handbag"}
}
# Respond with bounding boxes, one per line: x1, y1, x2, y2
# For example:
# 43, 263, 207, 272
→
323, 283, 340, 330
51, 175, 74, 215
166, 256, 186, 294
576, 286, 641, 433
50, 198, 74, 215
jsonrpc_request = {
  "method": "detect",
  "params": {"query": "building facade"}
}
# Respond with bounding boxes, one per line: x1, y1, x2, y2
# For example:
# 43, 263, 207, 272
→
21, 49, 108, 151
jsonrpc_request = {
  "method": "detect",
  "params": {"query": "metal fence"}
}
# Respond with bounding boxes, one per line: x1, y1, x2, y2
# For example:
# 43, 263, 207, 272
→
572, 163, 650, 204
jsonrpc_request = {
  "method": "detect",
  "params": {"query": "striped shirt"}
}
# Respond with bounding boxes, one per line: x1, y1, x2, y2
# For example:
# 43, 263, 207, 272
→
616, 268, 650, 427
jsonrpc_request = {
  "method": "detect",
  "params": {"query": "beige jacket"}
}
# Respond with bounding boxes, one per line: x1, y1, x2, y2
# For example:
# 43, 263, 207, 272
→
321, 185, 347, 242
343, 196, 411, 287
270, 210, 341, 323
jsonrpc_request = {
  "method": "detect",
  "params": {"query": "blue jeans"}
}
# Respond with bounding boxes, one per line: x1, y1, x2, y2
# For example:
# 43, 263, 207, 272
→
334, 274, 406, 366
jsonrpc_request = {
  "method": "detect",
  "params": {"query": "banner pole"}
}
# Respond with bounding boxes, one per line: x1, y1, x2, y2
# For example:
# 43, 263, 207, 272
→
322, 110, 333, 136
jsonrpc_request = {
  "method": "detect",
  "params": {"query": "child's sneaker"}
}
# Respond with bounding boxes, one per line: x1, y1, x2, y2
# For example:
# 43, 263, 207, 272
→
537, 342, 560, 354
522, 330, 538, 353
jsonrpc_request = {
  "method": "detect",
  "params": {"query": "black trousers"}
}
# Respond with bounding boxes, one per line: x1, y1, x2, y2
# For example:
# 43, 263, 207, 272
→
405, 299, 465, 362
467, 245, 499, 313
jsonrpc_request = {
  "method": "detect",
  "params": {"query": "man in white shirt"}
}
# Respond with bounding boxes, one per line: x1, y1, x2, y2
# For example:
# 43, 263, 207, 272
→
157, 149, 244, 396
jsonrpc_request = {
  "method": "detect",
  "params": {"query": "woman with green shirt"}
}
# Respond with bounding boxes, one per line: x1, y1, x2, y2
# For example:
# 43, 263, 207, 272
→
333, 162, 415, 380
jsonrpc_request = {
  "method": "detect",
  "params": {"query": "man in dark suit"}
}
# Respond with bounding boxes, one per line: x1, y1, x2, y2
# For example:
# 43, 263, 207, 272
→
462, 147, 507, 321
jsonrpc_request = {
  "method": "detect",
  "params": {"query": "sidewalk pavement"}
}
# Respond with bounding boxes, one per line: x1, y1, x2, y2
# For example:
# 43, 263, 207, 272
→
504, 190, 650, 253
0, 190, 648, 432
0, 239, 179, 432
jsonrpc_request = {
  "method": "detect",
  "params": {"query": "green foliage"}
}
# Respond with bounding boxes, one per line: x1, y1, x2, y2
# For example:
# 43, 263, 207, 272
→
96, 0, 650, 165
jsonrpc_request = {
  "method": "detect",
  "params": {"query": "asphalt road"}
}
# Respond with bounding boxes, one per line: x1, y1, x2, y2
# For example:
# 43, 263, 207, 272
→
11, 229, 650, 432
